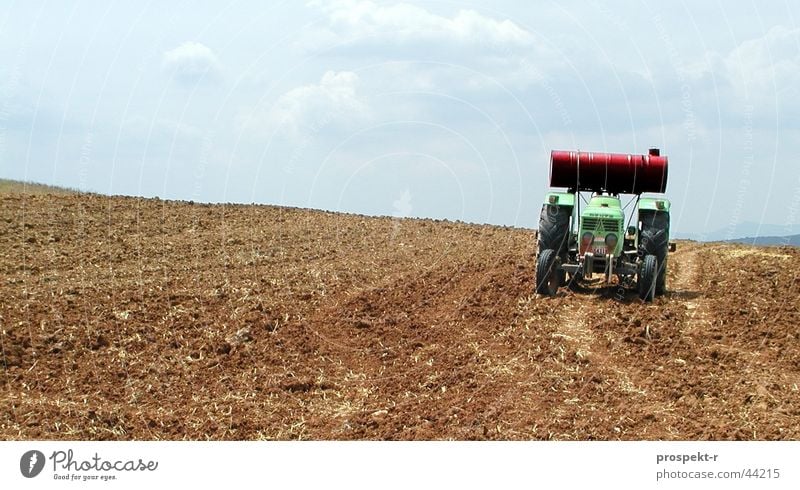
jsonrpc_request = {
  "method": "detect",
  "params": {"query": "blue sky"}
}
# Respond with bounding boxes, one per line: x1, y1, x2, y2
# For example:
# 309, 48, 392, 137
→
1, 1, 798, 237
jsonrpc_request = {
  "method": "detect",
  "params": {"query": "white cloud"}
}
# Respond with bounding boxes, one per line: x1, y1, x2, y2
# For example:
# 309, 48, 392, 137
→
725, 26, 800, 100
660, 26, 800, 127
244, 70, 371, 138
298, 1, 563, 96
162, 42, 221, 83
304, 1, 540, 55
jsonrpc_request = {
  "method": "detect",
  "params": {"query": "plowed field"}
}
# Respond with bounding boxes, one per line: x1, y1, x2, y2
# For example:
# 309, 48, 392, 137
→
2, 193, 799, 440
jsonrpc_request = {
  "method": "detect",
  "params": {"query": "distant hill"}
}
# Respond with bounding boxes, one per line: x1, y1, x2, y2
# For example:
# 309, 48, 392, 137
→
679, 221, 800, 242
724, 234, 800, 247
0, 179, 78, 196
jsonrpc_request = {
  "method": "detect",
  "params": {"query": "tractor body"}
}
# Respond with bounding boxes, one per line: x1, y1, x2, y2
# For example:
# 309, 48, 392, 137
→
536, 149, 674, 301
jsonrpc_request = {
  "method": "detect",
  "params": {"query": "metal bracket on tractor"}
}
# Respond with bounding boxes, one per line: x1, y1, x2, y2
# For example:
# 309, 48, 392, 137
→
536, 148, 672, 302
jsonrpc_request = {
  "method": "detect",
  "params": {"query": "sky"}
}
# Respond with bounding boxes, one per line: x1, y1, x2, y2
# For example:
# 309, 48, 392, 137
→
1, 0, 799, 238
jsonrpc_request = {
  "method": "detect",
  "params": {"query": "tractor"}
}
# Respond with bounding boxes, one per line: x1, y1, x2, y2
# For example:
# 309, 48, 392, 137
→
535, 149, 674, 301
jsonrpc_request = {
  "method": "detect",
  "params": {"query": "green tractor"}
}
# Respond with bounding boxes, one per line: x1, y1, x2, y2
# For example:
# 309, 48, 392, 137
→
535, 149, 674, 301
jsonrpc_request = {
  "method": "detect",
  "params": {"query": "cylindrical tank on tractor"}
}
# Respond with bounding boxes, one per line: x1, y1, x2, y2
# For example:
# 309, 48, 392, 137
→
549, 149, 668, 194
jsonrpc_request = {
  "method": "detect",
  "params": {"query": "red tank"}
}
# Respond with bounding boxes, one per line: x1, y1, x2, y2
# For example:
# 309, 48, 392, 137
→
549, 149, 668, 194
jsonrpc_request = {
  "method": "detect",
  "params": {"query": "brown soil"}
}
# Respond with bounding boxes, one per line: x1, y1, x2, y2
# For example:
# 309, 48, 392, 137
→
1, 194, 798, 440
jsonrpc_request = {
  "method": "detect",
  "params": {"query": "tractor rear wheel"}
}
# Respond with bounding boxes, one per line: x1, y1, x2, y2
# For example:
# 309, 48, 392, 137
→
536, 249, 560, 296
640, 211, 669, 258
640, 209, 669, 296
538, 204, 571, 257
638, 254, 657, 302
656, 257, 667, 296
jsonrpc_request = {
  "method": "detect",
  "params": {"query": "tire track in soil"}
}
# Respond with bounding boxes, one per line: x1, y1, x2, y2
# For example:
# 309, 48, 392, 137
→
674, 243, 799, 439
547, 246, 711, 439
554, 296, 649, 416
670, 243, 712, 337
554, 302, 597, 360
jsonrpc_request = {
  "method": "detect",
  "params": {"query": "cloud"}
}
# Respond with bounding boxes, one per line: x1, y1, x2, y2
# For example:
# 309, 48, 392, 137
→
725, 26, 799, 100
650, 26, 800, 128
241, 70, 371, 139
304, 1, 542, 57
162, 42, 221, 84
297, 1, 566, 103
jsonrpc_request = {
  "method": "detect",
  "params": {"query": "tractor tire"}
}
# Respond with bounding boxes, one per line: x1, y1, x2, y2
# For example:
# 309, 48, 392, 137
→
656, 257, 667, 296
640, 210, 669, 259
638, 254, 657, 302
538, 204, 571, 257
536, 249, 560, 296
640, 210, 669, 297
